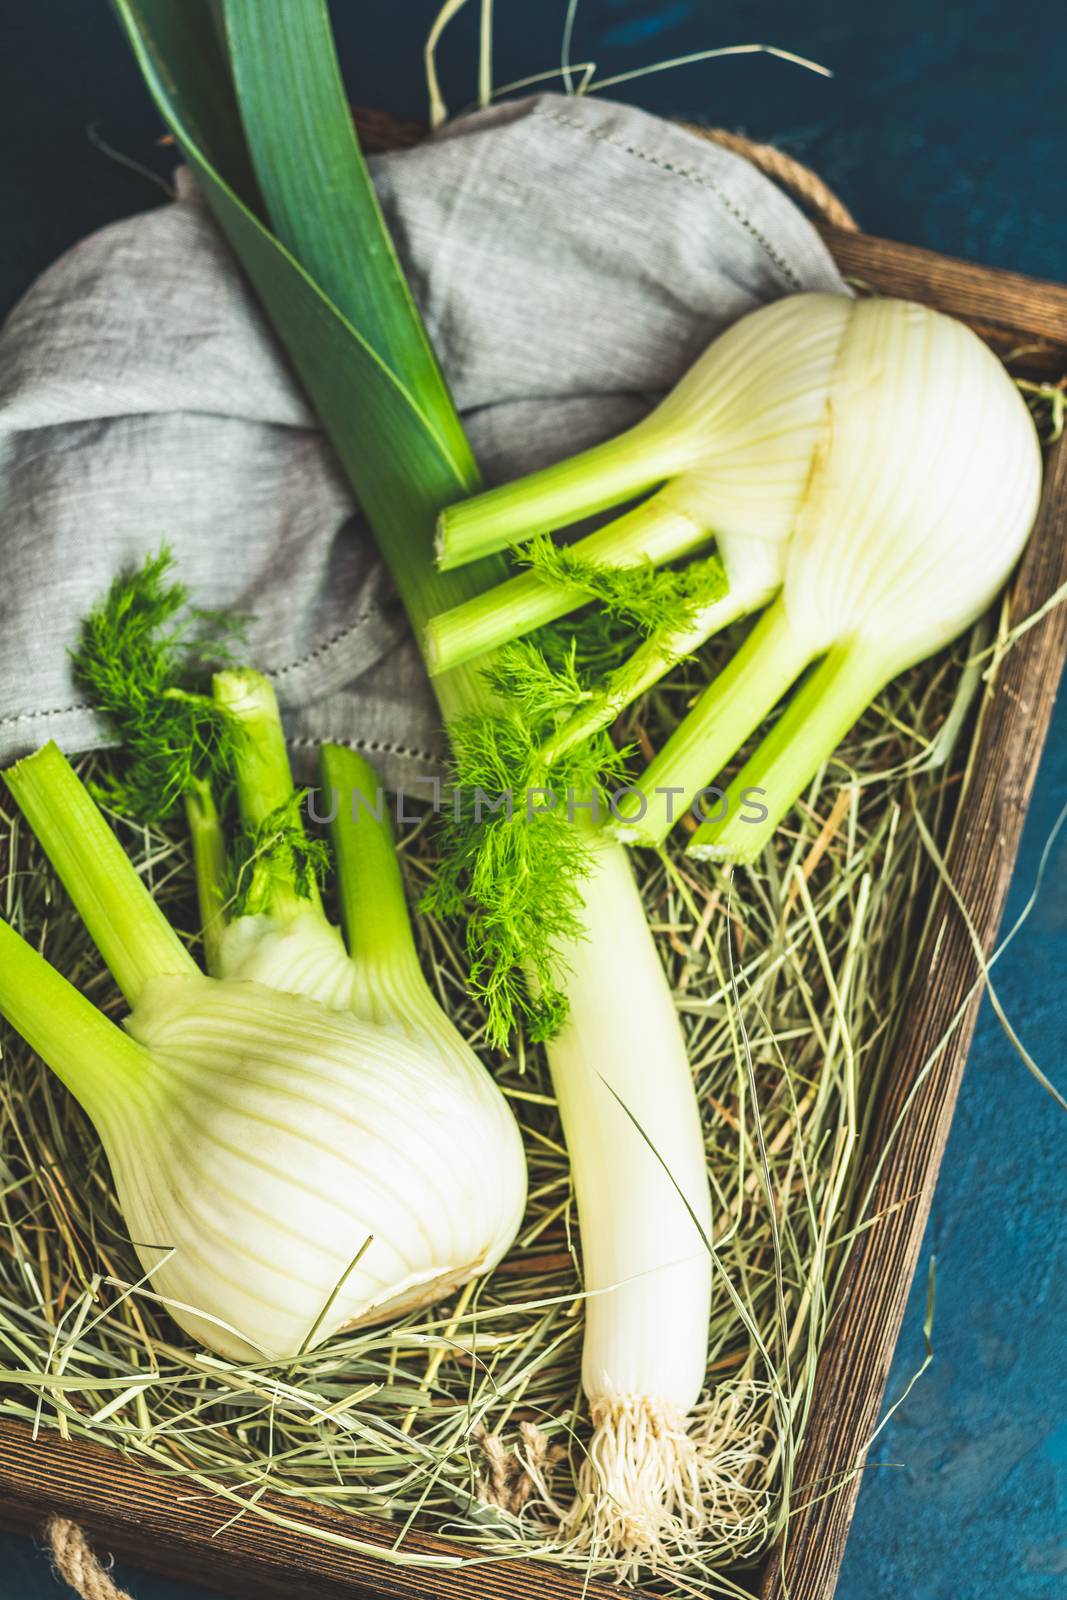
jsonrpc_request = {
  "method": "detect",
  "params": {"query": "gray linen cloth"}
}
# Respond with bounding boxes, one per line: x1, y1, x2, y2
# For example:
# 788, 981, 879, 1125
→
0, 94, 844, 788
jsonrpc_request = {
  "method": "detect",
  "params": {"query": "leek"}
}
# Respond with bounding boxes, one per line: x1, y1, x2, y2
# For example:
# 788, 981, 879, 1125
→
547, 835, 716, 1562
110, 0, 719, 1561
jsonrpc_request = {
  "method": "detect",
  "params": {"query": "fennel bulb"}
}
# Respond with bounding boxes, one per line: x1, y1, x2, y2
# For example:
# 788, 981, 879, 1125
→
428, 294, 852, 676
0, 734, 526, 1362
615, 296, 1042, 853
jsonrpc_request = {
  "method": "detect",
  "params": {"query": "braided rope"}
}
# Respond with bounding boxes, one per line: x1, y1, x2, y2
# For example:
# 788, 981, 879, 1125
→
688, 125, 858, 232
47, 1518, 133, 1600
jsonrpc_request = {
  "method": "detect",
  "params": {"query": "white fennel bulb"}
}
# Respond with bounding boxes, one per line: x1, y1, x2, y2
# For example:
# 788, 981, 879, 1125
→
617, 295, 1043, 852
647, 291, 852, 557
115, 973, 519, 1359
0, 732, 526, 1362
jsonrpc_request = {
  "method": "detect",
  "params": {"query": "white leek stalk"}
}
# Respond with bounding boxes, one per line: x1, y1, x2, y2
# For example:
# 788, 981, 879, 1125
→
615, 297, 1042, 852
547, 834, 723, 1567
0, 738, 526, 1361
426, 294, 852, 674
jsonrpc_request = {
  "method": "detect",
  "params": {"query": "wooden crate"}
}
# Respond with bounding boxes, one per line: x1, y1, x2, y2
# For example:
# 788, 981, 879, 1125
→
1, 231, 1066, 1600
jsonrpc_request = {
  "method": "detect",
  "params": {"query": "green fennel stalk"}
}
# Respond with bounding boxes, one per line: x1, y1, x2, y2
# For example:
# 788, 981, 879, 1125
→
425, 490, 716, 673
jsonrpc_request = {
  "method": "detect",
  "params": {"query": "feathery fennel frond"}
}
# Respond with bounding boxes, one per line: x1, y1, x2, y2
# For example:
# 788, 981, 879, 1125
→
71, 548, 245, 820
423, 638, 630, 1046
227, 790, 332, 916
522, 535, 729, 635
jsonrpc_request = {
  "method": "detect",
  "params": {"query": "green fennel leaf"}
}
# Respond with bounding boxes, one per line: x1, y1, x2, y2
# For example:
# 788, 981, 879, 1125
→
71, 548, 244, 821
227, 789, 331, 917
423, 638, 631, 1047
522, 536, 729, 635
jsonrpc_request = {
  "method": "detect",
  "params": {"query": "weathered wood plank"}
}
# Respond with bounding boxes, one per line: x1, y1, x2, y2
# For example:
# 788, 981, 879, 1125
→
822, 224, 1067, 350
0, 1415, 619, 1600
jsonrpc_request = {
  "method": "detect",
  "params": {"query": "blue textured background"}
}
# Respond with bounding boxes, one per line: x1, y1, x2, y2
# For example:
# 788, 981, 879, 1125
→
2, 3, 1065, 1596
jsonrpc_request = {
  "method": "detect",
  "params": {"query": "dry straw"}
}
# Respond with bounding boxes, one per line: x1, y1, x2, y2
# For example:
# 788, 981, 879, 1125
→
0, 608, 999, 1596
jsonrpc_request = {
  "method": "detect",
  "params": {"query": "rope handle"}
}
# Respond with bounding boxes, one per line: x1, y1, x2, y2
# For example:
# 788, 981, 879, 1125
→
47, 1518, 133, 1600
351, 105, 859, 233
686, 125, 858, 232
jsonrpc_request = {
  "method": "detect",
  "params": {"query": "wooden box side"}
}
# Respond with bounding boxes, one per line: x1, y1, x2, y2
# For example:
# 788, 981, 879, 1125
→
760, 238, 1067, 1600
0, 237, 1065, 1600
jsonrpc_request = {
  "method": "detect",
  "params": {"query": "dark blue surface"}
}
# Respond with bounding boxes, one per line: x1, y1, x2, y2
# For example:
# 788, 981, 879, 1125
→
2, 3, 1065, 1596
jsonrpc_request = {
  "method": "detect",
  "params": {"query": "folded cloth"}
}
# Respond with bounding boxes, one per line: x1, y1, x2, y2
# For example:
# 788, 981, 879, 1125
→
0, 93, 844, 788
